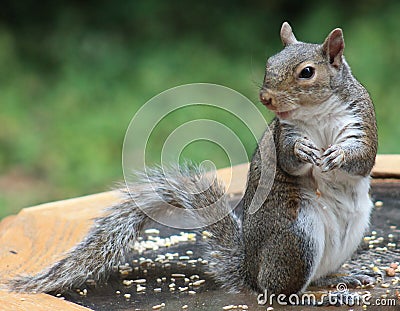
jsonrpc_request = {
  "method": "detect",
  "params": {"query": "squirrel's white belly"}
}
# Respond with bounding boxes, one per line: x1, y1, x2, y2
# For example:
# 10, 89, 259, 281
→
291, 101, 373, 282
302, 171, 372, 281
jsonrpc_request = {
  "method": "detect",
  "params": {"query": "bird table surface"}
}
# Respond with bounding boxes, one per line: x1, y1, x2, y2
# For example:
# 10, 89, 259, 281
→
0, 154, 399, 311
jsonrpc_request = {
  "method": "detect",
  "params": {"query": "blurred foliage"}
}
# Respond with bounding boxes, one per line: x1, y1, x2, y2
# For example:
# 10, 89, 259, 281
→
1, 0, 399, 218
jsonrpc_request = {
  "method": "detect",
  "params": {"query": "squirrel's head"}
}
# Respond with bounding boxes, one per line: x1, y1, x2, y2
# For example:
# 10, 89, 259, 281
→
260, 22, 345, 120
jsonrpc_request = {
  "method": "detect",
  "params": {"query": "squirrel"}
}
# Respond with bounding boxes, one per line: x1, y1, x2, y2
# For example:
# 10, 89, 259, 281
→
10, 22, 377, 297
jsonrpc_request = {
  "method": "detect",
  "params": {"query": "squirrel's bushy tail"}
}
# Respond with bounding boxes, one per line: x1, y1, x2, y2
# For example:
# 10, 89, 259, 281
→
9, 165, 244, 293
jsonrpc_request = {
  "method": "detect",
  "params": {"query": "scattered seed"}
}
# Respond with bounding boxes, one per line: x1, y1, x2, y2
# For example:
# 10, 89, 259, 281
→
152, 303, 165, 310
137, 285, 146, 292
182, 305, 188, 309
192, 280, 205, 286
145, 228, 160, 235
372, 266, 381, 273
154, 288, 162, 293
374, 201, 383, 207
171, 273, 185, 278
133, 279, 147, 284
123, 280, 134, 286
124, 293, 131, 299
386, 268, 396, 277
187, 233, 196, 240
188, 290, 196, 295
222, 305, 235, 310
119, 265, 133, 275
202, 231, 212, 238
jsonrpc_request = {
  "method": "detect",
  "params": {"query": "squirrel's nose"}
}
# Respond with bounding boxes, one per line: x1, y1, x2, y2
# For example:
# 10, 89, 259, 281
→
259, 92, 273, 107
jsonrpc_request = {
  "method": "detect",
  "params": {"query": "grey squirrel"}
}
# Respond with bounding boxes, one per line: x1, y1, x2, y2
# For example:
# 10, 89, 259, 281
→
10, 22, 378, 296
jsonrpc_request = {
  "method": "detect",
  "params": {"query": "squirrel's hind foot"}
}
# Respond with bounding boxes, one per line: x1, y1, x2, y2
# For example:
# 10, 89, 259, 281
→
310, 273, 375, 289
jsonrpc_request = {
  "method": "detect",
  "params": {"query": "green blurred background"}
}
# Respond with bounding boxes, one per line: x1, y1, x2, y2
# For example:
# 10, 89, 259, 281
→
1, 0, 399, 218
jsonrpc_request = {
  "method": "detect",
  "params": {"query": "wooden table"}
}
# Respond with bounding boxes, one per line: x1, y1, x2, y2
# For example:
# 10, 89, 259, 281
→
0, 155, 399, 310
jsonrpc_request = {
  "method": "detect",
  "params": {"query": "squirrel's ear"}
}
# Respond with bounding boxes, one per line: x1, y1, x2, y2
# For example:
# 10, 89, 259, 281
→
322, 28, 345, 68
280, 22, 298, 46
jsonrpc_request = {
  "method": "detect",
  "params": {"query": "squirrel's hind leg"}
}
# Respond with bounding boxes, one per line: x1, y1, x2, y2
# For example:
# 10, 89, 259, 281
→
248, 226, 322, 295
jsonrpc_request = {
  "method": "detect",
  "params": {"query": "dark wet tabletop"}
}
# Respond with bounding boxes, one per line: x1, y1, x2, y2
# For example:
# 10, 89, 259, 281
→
61, 182, 400, 311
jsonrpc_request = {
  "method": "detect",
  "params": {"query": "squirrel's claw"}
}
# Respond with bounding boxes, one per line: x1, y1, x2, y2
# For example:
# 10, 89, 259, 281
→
320, 145, 345, 172
294, 138, 321, 166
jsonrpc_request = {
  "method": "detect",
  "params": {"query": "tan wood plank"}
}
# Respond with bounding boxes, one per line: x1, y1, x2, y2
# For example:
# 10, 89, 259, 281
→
371, 154, 400, 177
0, 191, 120, 311
0, 292, 91, 311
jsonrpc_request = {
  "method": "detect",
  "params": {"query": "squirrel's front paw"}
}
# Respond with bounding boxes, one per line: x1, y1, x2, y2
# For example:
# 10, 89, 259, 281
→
320, 145, 345, 172
294, 138, 320, 166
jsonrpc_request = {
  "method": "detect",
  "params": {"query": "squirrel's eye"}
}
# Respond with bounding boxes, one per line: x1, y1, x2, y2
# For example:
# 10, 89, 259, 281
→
299, 66, 315, 79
